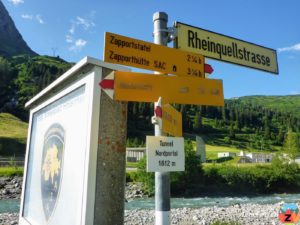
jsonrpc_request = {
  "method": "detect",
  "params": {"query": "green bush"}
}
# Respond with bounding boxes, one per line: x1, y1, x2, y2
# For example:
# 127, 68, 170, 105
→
128, 142, 300, 195
202, 161, 300, 194
126, 171, 138, 182
131, 139, 203, 196
171, 139, 202, 195
135, 157, 155, 195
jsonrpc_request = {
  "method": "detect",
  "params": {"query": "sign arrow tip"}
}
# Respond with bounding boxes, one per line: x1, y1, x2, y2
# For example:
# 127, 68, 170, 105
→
99, 79, 114, 90
205, 64, 214, 74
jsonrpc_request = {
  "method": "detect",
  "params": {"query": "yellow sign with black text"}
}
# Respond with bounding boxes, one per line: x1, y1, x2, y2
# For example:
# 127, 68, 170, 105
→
162, 104, 182, 137
113, 71, 224, 106
174, 22, 278, 74
104, 32, 205, 77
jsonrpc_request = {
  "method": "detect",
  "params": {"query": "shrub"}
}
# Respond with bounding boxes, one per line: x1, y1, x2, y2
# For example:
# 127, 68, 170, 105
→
171, 139, 202, 194
135, 157, 155, 195
131, 139, 203, 196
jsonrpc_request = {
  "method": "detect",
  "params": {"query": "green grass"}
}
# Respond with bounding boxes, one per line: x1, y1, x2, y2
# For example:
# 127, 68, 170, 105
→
203, 162, 271, 168
126, 162, 138, 168
0, 113, 28, 143
205, 143, 274, 160
205, 144, 241, 159
0, 167, 23, 177
0, 113, 28, 156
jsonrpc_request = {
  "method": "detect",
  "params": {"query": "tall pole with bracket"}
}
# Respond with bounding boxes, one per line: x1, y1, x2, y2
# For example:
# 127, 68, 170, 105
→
153, 11, 170, 225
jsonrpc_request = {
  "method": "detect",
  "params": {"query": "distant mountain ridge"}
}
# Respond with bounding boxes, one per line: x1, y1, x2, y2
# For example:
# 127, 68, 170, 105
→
0, 0, 36, 57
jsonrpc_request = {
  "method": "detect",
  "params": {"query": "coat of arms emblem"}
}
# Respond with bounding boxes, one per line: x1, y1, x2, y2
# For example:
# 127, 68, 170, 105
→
41, 124, 65, 221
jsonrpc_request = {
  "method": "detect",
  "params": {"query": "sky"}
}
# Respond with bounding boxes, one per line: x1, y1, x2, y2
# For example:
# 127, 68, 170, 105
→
2, 0, 300, 99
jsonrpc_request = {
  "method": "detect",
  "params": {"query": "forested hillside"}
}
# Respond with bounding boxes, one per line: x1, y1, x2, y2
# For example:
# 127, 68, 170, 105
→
0, 55, 71, 120
0, 53, 299, 156
234, 95, 300, 118
128, 96, 300, 152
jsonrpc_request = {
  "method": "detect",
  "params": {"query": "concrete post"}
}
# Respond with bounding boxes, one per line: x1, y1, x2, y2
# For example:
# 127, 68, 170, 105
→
93, 67, 128, 225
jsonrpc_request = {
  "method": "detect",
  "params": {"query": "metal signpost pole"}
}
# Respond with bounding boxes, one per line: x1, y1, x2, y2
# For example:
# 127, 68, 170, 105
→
153, 12, 170, 225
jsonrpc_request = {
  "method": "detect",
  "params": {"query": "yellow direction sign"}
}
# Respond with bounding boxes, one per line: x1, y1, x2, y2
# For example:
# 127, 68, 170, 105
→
100, 71, 224, 106
174, 22, 278, 74
104, 32, 205, 77
162, 104, 182, 137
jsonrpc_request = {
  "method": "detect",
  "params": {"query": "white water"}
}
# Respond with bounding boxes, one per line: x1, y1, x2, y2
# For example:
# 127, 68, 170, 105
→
2, 193, 300, 213
125, 193, 300, 209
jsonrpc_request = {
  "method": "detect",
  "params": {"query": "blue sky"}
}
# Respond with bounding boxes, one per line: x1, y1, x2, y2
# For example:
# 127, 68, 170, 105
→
3, 0, 300, 99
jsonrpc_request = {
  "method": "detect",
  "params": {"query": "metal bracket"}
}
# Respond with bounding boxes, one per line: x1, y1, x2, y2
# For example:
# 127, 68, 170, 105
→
167, 27, 177, 42
151, 116, 158, 125
151, 116, 162, 128
152, 27, 177, 43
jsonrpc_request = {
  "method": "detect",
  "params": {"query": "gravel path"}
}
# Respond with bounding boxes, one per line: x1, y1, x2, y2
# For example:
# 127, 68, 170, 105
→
0, 202, 285, 225
124, 203, 283, 225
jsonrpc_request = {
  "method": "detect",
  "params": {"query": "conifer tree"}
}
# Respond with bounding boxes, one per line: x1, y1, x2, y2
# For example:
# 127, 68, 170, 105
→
284, 129, 300, 159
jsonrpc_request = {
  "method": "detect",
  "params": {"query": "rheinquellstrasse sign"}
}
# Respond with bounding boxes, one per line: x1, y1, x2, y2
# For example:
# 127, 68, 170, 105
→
174, 22, 278, 74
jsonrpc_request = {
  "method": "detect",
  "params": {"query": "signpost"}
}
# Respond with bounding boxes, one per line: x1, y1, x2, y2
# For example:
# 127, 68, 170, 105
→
19, 9, 279, 225
153, 103, 182, 137
174, 22, 278, 74
99, 71, 224, 106
162, 104, 182, 137
146, 136, 184, 172
104, 32, 205, 77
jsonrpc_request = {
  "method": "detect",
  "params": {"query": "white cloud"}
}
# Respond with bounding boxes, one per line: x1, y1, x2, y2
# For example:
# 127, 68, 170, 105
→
278, 43, 300, 52
67, 16, 95, 36
36, 15, 44, 24
8, 0, 24, 6
21, 14, 46, 25
75, 16, 95, 30
69, 25, 75, 34
21, 14, 33, 20
69, 39, 87, 51
66, 16, 94, 51
65, 35, 73, 43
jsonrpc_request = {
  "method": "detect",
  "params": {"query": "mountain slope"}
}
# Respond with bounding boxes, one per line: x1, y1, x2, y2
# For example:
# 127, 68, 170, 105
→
0, 0, 36, 57
0, 113, 27, 156
230, 95, 300, 118
128, 94, 300, 152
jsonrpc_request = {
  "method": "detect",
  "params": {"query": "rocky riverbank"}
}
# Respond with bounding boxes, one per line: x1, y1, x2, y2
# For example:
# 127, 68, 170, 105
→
0, 177, 22, 200
0, 202, 284, 224
125, 182, 148, 200
0, 177, 147, 201
0, 178, 289, 224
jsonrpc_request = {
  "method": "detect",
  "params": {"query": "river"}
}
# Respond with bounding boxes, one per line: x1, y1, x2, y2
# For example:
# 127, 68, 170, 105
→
2, 193, 300, 213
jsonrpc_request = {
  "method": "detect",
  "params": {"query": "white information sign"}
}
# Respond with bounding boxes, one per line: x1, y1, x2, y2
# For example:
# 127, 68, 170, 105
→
22, 85, 90, 225
146, 136, 184, 172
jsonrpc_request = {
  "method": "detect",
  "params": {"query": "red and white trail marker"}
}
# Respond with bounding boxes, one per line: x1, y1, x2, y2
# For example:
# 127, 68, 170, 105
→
99, 72, 114, 99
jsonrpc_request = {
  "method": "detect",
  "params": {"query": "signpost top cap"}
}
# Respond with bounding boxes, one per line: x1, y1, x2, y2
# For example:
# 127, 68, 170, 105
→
153, 12, 168, 22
